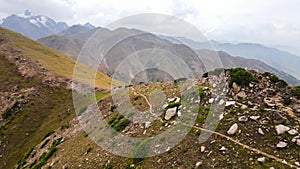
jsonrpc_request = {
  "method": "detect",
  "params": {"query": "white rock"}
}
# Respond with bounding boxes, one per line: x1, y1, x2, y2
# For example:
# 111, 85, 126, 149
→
177, 111, 182, 117
275, 124, 290, 135
165, 107, 177, 120
292, 136, 300, 143
297, 139, 300, 146
162, 103, 168, 109
276, 141, 288, 148
200, 146, 206, 152
212, 83, 217, 88
203, 87, 209, 90
145, 121, 151, 128
258, 128, 265, 135
238, 116, 248, 122
295, 162, 300, 167
219, 99, 225, 105
227, 123, 238, 135
288, 129, 298, 135
250, 116, 260, 121
209, 98, 214, 104
219, 113, 224, 120
237, 91, 247, 99
225, 101, 236, 107
195, 161, 202, 167
257, 157, 265, 163
175, 97, 181, 103
241, 105, 248, 110
219, 146, 227, 151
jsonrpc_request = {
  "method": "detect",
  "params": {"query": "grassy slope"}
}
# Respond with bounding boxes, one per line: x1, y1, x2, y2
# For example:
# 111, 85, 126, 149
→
0, 54, 75, 168
0, 27, 112, 89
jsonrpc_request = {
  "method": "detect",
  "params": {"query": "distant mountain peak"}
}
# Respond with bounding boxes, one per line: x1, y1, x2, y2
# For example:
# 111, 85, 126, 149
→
0, 10, 69, 39
83, 22, 95, 29
16, 10, 34, 18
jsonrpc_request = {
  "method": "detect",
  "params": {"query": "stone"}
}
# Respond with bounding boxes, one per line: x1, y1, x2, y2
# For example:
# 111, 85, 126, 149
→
264, 98, 276, 107
227, 123, 238, 135
237, 91, 247, 99
273, 112, 290, 124
212, 83, 217, 88
257, 157, 265, 163
209, 98, 214, 104
275, 124, 290, 135
292, 136, 300, 143
258, 128, 265, 135
168, 97, 177, 103
225, 101, 236, 107
162, 103, 168, 109
238, 116, 248, 122
297, 139, 300, 146
276, 141, 288, 148
177, 111, 182, 117
200, 146, 206, 153
195, 161, 202, 168
175, 97, 180, 103
232, 82, 240, 93
165, 107, 177, 120
145, 121, 151, 128
219, 99, 225, 105
241, 105, 248, 110
288, 129, 298, 135
250, 116, 260, 121
220, 146, 227, 151
295, 162, 300, 167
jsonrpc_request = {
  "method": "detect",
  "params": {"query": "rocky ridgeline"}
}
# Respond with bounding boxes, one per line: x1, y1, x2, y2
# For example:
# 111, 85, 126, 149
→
156, 69, 300, 167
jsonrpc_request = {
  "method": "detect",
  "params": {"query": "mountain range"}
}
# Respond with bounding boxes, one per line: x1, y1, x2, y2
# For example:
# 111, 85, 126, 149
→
164, 36, 300, 80
38, 26, 300, 85
0, 10, 95, 40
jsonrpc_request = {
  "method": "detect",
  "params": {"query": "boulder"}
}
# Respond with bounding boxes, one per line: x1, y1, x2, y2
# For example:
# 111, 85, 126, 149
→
165, 107, 177, 120
258, 128, 265, 135
145, 121, 151, 128
220, 146, 227, 151
250, 116, 260, 121
227, 123, 238, 135
238, 116, 248, 122
237, 91, 247, 100
241, 105, 248, 110
275, 124, 290, 135
288, 129, 298, 135
276, 141, 288, 148
200, 146, 206, 153
225, 101, 236, 107
257, 157, 265, 163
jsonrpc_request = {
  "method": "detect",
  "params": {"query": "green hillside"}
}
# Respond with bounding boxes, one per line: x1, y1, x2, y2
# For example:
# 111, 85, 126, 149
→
0, 27, 112, 89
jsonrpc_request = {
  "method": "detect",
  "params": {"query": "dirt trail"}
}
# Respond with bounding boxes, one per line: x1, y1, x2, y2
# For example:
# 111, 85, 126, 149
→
136, 87, 299, 168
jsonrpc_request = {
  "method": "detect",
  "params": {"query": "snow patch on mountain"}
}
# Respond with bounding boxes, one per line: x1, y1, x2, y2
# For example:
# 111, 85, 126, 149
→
17, 10, 33, 19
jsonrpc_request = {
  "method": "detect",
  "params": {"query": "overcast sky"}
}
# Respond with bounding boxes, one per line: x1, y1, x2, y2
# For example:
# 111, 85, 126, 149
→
0, 0, 300, 55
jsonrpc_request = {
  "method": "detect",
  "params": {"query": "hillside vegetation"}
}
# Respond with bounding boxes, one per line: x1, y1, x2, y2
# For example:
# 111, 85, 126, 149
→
0, 27, 112, 89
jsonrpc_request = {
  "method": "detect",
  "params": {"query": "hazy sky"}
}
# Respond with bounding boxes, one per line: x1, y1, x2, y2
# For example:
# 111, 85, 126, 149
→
0, 0, 300, 55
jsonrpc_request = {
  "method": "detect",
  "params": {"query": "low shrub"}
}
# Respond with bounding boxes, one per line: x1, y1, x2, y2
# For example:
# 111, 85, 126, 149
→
229, 68, 258, 87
